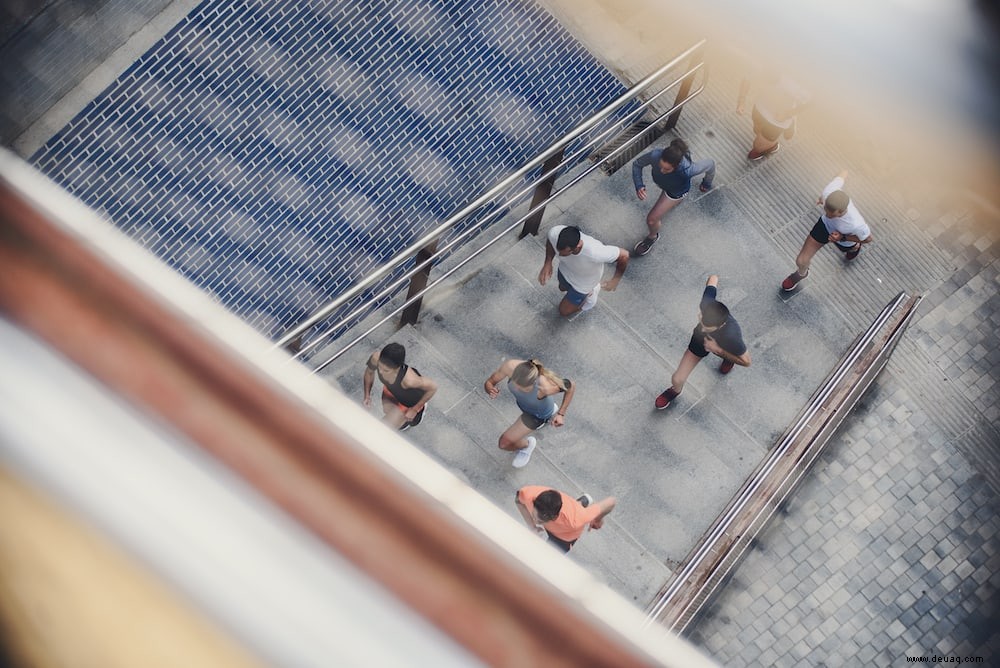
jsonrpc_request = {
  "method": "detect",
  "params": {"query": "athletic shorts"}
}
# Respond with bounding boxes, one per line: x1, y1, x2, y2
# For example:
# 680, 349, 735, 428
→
519, 411, 552, 430
810, 218, 859, 250
752, 106, 785, 142
382, 386, 426, 413
809, 218, 831, 244
687, 330, 711, 358
546, 533, 576, 553
557, 269, 588, 306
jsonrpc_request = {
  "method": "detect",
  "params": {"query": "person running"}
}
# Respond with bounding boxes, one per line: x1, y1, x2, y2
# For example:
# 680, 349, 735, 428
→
782, 170, 874, 291
484, 358, 575, 468
737, 72, 809, 160
655, 275, 751, 409
363, 342, 437, 430
630, 138, 716, 257
538, 224, 629, 317
515, 485, 616, 553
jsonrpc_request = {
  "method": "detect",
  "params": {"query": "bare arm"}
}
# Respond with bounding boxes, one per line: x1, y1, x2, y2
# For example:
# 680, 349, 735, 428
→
401, 371, 438, 419
828, 230, 873, 244
539, 239, 557, 285
550, 378, 575, 427
515, 497, 545, 535
589, 497, 617, 530
601, 248, 630, 291
704, 339, 752, 368
484, 358, 521, 398
363, 351, 378, 408
818, 170, 850, 204
737, 78, 750, 114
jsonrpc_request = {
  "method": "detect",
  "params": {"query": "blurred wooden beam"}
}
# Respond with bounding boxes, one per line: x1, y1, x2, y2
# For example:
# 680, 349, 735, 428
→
0, 165, 671, 667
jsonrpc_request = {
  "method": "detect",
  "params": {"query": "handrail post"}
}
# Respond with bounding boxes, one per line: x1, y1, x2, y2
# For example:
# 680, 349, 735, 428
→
400, 240, 438, 326
664, 47, 703, 131
519, 145, 566, 238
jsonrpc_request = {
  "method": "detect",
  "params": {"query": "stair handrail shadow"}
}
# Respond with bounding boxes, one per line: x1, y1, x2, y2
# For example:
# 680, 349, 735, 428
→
273, 40, 710, 369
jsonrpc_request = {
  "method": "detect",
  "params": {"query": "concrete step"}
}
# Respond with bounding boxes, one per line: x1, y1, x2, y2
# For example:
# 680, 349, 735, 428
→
318, 279, 674, 604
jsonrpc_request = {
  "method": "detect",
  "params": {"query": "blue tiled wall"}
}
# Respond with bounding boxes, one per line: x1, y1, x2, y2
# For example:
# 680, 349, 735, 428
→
32, 0, 628, 340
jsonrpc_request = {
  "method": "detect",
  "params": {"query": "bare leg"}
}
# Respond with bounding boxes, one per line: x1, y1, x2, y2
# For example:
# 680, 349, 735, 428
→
499, 419, 535, 451
670, 350, 704, 394
752, 131, 779, 154
559, 296, 582, 317
795, 236, 824, 276
645, 191, 682, 239
751, 110, 780, 154
381, 396, 408, 429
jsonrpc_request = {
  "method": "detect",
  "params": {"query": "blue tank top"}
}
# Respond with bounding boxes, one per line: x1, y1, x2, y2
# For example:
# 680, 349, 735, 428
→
508, 378, 558, 420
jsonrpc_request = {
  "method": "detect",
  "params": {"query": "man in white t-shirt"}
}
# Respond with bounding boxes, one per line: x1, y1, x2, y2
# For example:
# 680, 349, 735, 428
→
782, 171, 874, 291
538, 225, 629, 317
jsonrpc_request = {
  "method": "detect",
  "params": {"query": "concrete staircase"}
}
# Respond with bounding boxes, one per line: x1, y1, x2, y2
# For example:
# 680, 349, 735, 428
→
315, 153, 845, 605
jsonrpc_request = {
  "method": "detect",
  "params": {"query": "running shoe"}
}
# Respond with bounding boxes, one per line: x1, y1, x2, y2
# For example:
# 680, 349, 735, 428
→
633, 234, 658, 257
720, 360, 735, 374
845, 245, 862, 261
748, 143, 781, 160
654, 388, 680, 410
781, 270, 808, 291
512, 436, 537, 468
576, 494, 594, 508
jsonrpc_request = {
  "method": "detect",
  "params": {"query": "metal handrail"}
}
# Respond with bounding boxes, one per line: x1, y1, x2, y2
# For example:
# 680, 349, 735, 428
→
309, 80, 706, 371
666, 295, 922, 635
292, 59, 706, 363
643, 292, 915, 629
273, 39, 707, 350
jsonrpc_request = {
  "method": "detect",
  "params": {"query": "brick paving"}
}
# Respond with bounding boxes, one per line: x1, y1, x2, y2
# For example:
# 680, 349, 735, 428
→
6, 3, 1000, 666
690, 203, 1000, 665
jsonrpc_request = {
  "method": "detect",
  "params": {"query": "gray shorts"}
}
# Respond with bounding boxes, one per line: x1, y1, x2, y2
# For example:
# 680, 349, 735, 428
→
519, 412, 551, 430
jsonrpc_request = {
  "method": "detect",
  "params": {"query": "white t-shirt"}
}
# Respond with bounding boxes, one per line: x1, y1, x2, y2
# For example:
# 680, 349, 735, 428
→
548, 225, 620, 293
820, 177, 871, 247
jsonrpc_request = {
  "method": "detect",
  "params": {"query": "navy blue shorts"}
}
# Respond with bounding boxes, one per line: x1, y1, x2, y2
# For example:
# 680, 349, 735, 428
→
557, 270, 588, 306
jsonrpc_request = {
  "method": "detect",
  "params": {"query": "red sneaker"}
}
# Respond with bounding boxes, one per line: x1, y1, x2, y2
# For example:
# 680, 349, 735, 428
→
748, 143, 780, 160
720, 360, 735, 374
781, 270, 808, 291
655, 388, 680, 410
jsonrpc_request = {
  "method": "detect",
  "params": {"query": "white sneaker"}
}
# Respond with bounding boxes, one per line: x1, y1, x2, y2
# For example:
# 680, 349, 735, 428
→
512, 436, 537, 468
580, 284, 601, 312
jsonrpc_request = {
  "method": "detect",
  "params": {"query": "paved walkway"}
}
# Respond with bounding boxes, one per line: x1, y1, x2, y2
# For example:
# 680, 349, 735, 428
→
322, 64, 1000, 663
6, 2, 999, 666
689, 198, 1000, 665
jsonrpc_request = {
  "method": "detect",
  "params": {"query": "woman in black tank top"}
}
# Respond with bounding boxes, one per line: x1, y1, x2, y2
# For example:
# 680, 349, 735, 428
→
363, 343, 438, 431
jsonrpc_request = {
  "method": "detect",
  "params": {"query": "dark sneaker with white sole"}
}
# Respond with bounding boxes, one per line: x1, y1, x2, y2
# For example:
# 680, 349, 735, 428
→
632, 234, 658, 257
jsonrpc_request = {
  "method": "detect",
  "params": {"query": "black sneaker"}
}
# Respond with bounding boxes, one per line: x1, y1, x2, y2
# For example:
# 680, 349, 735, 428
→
632, 234, 658, 257
576, 494, 594, 507
399, 406, 426, 431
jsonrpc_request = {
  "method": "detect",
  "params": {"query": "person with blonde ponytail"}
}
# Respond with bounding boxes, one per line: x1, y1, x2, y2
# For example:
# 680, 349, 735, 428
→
483, 358, 575, 468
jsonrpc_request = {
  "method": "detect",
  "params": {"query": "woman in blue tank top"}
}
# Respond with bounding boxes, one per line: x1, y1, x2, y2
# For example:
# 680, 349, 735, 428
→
484, 358, 576, 468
